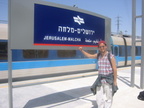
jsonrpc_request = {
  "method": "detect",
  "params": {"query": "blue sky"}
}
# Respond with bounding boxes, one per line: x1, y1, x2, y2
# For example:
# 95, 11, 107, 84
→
0, 0, 142, 36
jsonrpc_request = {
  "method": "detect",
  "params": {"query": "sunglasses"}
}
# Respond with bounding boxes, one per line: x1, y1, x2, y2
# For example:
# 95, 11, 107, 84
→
98, 46, 105, 48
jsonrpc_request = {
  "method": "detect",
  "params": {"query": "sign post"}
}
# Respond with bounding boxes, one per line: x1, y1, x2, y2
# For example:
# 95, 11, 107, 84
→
8, 49, 13, 108
8, 0, 13, 108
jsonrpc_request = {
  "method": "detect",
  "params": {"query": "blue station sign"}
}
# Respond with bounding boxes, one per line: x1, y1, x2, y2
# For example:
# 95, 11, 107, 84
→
34, 4, 105, 47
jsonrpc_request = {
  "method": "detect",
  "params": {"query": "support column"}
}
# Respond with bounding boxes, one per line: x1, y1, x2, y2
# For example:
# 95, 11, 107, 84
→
140, 0, 144, 89
131, 0, 136, 87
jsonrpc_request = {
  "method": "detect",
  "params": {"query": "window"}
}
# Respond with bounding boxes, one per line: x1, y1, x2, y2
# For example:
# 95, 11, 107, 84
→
86, 50, 96, 54
111, 46, 113, 54
23, 50, 48, 59
114, 46, 118, 56
119, 46, 125, 56
57, 50, 76, 58
136, 46, 141, 56
0, 42, 7, 60
127, 46, 131, 56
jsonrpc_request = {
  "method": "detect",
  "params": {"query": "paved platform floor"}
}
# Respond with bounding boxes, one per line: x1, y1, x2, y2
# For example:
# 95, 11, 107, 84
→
0, 66, 144, 108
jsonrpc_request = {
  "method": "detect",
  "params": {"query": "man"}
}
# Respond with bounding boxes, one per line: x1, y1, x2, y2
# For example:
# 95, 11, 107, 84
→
79, 40, 118, 108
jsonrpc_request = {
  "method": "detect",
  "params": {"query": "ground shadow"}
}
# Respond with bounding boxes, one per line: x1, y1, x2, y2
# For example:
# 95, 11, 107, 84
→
24, 86, 98, 108
118, 75, 140, 88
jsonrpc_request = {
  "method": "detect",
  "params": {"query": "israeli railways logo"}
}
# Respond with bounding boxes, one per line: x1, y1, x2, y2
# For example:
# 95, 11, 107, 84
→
73, 15, 85, 25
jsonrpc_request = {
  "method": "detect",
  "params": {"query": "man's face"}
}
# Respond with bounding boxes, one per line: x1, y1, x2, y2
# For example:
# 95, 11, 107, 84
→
98, 43, 107, 53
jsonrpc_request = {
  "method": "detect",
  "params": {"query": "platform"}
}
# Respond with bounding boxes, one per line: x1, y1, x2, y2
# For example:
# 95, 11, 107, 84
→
0, 66, 144, 108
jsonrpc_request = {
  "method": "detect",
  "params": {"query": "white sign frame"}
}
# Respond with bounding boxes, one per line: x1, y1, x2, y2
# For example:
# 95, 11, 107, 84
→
10, 0, 111, 50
